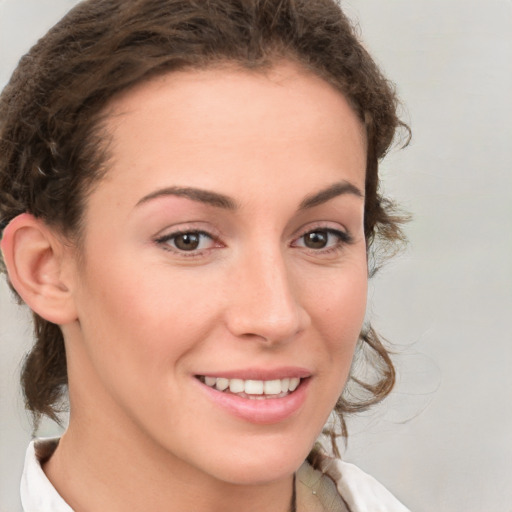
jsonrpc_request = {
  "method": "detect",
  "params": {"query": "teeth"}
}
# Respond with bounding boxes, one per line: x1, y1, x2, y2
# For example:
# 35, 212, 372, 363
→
289, 377, 300, 391
264, 379, 282, 395
229, 379, 244, 393
205, 376, 217, 387
245, 380, 264, 394
203, 376, 303, 396
215, 378, 229, 391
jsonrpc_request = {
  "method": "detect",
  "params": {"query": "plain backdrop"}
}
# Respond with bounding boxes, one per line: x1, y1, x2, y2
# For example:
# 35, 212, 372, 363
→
1, 1, 511, 511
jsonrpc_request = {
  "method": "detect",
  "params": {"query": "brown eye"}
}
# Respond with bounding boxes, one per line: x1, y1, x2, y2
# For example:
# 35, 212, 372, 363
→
156, 230, 216, 253
293, 227, 351, 252
303, 230, 329, 249
173, 233, 201, 251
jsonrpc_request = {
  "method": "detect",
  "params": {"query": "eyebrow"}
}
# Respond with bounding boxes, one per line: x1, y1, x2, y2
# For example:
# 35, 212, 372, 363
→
135, 180, 363, 211
299, 180, 364, 209
136, 186, 237, 210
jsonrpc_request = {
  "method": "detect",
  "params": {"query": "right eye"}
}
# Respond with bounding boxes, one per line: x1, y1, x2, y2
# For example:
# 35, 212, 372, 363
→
155, 230, 217, 253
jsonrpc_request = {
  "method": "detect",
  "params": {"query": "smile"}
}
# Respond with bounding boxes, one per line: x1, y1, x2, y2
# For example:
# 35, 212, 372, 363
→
194, 368, 311, 423
198, 376, 301, 399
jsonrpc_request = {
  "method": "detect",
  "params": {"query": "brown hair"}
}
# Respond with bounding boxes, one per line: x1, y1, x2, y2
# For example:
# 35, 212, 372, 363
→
0, 0, 408, 448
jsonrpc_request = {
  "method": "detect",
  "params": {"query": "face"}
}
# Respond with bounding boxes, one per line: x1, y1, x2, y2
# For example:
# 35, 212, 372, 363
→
63, 61, 368, 485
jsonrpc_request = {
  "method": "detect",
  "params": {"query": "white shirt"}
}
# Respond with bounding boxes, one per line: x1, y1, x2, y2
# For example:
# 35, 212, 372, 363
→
21, 438, 410, 512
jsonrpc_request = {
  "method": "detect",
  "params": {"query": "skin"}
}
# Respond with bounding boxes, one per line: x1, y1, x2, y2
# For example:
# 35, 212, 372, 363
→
41, 61, 368, 512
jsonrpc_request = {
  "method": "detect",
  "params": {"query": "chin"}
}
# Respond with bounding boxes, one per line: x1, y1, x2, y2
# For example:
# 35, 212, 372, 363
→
200, 437, 314, 485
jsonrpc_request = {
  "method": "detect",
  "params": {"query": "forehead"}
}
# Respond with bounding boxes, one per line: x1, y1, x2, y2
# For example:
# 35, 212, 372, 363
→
94, 61, 366, 209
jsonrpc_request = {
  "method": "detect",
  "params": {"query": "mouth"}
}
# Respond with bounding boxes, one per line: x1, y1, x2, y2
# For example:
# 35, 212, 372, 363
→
194, 371, 311, 424
196, 375, 303, 399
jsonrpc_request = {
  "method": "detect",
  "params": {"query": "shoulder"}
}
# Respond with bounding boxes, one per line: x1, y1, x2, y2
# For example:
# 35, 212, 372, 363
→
299, 450, 411, 512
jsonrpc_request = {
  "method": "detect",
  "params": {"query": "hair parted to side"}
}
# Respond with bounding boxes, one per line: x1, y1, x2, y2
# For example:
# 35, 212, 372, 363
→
0, 0, 409, 448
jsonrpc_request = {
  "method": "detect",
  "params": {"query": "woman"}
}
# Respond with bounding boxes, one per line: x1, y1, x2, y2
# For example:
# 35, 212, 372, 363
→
0, 0, 410, 510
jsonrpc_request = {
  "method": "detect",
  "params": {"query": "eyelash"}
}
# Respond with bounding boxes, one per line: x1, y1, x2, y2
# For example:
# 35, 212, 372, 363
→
154, 229, 220, 257
154, 226, 353, 257
292, 227, 353, 255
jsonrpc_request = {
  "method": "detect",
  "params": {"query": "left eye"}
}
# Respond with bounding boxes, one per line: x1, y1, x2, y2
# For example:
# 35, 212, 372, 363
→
294, 229, 349, 250
157, 231, 215, 252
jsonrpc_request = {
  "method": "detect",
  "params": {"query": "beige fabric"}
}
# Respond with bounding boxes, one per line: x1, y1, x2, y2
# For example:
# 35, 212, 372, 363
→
296, 460, 350, 512
298, 448, 411, 512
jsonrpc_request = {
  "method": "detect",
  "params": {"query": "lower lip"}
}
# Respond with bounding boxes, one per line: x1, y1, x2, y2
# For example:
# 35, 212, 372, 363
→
196, 378, 310, 425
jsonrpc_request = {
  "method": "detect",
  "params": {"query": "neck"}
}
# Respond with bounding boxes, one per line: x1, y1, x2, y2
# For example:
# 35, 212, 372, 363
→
43, 416, 295, 512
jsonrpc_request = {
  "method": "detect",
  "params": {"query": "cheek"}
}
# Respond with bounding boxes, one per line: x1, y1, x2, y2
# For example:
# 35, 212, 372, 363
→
75, 256, 221, 374
301, 259, 368, 383
305, 263, 367, 335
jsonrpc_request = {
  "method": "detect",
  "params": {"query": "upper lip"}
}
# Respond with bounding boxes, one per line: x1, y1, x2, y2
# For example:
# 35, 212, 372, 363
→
195, 367, 312, 381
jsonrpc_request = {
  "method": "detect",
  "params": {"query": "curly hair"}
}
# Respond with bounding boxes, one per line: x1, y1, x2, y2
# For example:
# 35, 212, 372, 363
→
0, 0, 408, 447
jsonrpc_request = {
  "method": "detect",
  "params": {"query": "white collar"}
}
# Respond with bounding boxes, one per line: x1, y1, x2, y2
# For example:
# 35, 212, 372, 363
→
333, 459, 411, 512
21, 438, 72, 512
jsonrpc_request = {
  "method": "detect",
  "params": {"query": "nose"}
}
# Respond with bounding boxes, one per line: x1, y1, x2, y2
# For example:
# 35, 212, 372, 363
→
224, 249, 311, 345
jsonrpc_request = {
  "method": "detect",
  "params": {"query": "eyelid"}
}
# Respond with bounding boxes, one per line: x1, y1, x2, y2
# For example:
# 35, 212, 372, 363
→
153, 221, 222, 242
293, 221, 353, 242
153, 225, 224, 257
291, 223, 354, 253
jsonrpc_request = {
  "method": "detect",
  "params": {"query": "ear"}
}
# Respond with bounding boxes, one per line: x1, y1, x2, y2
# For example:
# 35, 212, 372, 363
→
1, 213, 78, 325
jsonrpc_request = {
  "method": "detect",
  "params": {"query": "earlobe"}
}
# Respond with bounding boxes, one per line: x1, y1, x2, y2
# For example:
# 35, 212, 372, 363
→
1, 213, 78, 325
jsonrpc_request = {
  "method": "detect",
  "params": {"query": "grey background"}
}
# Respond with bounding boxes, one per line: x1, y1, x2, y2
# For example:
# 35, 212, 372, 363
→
1, 1, 511, 511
